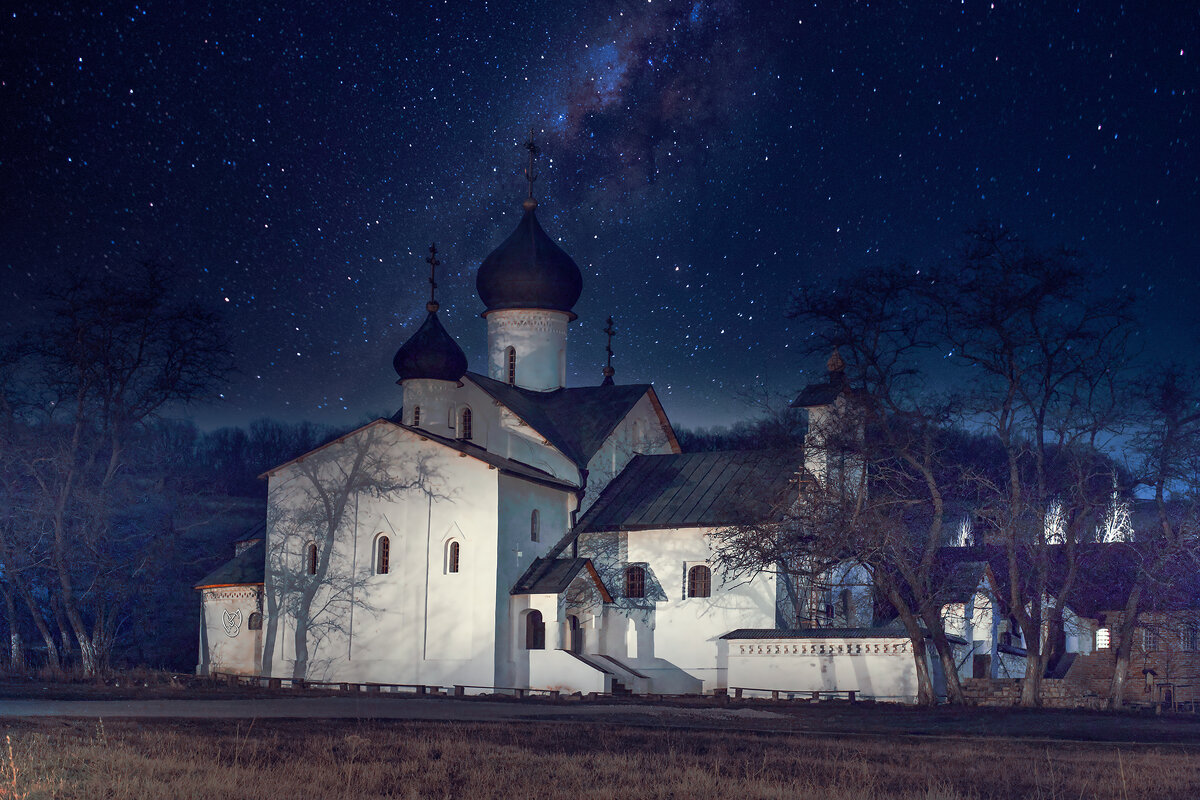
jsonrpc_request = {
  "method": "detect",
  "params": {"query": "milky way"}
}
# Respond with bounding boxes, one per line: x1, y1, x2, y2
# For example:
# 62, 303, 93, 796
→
2, 2, 1196, 430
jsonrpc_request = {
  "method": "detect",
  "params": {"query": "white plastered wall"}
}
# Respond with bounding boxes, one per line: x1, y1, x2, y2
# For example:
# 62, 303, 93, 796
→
582, 393, 676, 512
486, 309, 570, 391
261, 424, 501, 686
726, 636, 923, 702
198, 586, 263, 676
494, 472, 575, 687
581, 526, 776, 694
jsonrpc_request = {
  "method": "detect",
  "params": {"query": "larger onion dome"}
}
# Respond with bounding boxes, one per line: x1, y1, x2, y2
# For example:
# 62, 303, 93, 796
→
476, 198, 583, 318
392, 305, 468, 383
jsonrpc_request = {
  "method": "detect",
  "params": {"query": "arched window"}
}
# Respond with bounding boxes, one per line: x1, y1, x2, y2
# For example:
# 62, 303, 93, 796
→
412, 406, 421, 426
687, 565, 711, 598
447, 405, 455, 429
625, 566, 646, 599
530, 509, 540, 542
459, 408, 473, 440
247, 612, 263, 631
525, 610, 545, 650
506, 346, 517, 385
305, 543, 318, 576
376, 535, 390, 575
448, 540, 460, 573
1096, 627, 1111, 649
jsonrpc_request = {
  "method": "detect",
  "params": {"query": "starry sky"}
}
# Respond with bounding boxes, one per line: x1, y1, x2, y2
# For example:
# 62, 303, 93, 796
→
2, 1, 1196, 431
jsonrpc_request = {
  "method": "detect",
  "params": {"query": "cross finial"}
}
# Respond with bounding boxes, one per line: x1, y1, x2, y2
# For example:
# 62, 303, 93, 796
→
601, 315, 617, 385
827, 347, 845, 374
522, 128, 540, 210
426, 243, 441, 313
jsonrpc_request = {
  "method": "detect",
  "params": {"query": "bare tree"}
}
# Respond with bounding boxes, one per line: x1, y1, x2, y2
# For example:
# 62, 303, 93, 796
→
1105, 367, 1200, 708
933, 224, 1135, 706
711, 265, 979, 705
6, 263, 232, 674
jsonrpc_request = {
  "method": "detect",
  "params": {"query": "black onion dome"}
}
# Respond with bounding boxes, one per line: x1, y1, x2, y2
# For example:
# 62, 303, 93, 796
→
392, 310, 468, 382
476, 205, 583, 316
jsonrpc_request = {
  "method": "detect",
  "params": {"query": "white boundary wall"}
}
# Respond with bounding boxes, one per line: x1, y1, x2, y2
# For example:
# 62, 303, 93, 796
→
726, 635, 924, 702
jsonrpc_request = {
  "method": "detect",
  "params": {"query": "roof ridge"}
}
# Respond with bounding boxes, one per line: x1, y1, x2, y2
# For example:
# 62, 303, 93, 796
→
465, 371, 651, 467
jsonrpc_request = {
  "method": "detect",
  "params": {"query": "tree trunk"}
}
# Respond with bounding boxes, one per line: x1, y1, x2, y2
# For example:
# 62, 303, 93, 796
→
0, 584, 23, 672
885, 585, 936, 705
50, 518, 99, 675
912, 637, 936, 706
928, 627, 967, 705
291, 613, 310, 681
49, 593, 73, 666
1108, 588, 1143, 710
17, 581, 59, 671
1020, 652, 1045, 706
91, 609, 114, 676
261, 585, 280, 676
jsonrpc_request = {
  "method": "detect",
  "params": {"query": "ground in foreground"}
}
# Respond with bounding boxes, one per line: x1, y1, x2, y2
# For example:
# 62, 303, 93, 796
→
0, 717, 1197, 799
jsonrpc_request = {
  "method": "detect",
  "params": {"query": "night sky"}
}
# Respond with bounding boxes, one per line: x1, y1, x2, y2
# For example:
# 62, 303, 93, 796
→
3, 2, 1196, 431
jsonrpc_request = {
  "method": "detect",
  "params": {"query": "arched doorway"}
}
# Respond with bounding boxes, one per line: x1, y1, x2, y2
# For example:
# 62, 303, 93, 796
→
568, 614, 583, 654
525, 610, 545, 650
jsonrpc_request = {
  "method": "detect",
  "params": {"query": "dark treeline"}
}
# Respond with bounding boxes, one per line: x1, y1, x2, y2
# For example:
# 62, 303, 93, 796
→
0, 262, 362, 674
171, 418, 346, 498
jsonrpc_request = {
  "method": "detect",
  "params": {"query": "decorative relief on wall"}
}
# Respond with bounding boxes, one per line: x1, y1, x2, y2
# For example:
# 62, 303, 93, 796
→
222, 609, 243, 638
735, 640, 910, 656
204, 587, 260, 602
489, 311, 568, 335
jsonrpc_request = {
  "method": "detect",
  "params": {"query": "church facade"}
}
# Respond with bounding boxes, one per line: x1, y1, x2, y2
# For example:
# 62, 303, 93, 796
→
195, 179, 1020, 701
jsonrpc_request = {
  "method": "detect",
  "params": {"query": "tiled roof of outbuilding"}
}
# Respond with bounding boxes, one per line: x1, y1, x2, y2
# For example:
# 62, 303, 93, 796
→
722, 628, 905, 640
721, 627, 968, 645
194, 540, 264, 589
574, 449, 800, 533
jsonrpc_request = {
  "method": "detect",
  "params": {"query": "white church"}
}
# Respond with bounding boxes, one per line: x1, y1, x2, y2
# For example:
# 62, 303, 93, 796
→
195, 169, 1023, 702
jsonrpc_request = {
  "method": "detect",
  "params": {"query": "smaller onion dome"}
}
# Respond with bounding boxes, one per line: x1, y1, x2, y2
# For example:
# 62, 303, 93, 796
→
392, 309, 468, 383
476, 200, 583, 317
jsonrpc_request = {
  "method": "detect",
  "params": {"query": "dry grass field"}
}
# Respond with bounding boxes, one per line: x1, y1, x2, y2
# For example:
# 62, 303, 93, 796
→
0, 718, 1195, 800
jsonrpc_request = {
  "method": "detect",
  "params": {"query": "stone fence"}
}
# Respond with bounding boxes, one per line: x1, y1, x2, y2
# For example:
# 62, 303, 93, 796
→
961, 677, 1106, 709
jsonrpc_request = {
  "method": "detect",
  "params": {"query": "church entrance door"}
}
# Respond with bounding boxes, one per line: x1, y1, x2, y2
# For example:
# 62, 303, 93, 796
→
568, 615, 583, 654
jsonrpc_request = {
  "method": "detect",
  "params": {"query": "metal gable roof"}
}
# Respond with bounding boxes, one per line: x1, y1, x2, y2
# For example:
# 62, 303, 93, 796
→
934, 561, 992, 606
391, 421, 578, 491
510, 557, 613, 602
466, 371, 662, 466
574, 449, 800, 533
